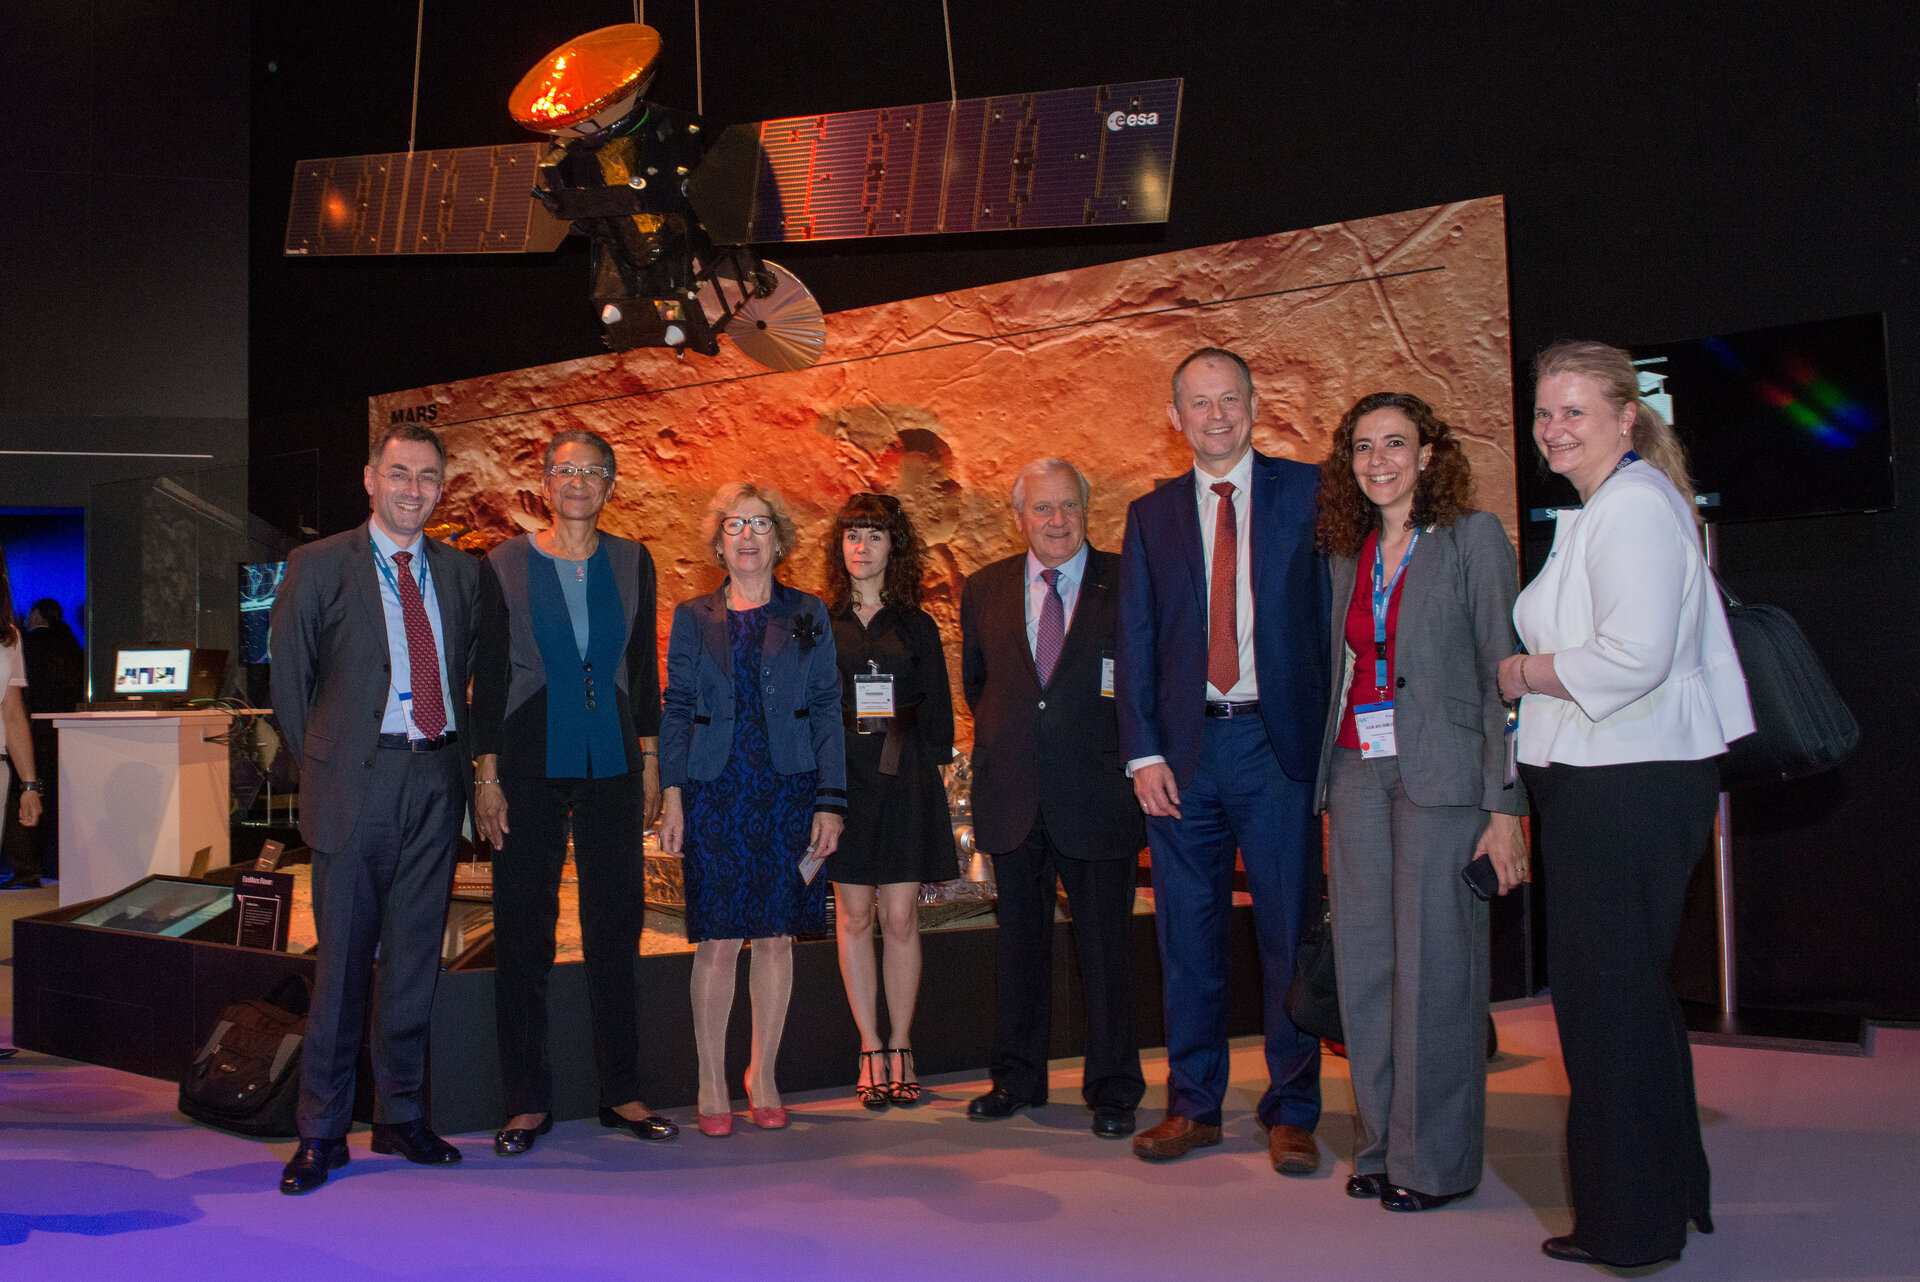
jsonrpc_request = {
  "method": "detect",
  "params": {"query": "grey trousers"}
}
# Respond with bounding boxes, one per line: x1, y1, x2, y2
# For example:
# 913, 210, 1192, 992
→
298, 745, 463, 1137
1327, 747, 1490, 1195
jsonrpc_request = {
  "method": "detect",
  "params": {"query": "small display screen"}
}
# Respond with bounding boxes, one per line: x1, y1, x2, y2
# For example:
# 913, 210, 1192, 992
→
113, 649, 193, 695
75, 879, 232, 937
239, 561, 288, 665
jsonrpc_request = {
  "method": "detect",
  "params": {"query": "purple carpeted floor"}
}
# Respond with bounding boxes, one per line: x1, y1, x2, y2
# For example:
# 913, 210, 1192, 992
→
2, 880, 1915, 1280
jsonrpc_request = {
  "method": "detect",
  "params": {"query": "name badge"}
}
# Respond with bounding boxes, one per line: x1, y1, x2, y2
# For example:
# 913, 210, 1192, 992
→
1100, 654, 1116, 698
1354, 702, 1396, 759
854, 674, 895, 717
398, 690, 428, 742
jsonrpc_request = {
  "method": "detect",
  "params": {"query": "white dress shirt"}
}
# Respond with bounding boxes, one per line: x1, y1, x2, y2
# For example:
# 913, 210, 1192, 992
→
1023, 541, 1089, 659
0, 639, 23, 758
368, 523, 457, 737
1196, 450, 1258, 702
1513, 461, 1754, 766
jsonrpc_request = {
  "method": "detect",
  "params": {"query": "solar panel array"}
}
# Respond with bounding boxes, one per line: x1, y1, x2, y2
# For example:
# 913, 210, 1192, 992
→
742, 78, 1183, 242
284, 144, 566, 256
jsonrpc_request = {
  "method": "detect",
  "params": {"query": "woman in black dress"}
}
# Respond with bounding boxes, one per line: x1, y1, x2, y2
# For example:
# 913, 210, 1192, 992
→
821, 493, 955, 1109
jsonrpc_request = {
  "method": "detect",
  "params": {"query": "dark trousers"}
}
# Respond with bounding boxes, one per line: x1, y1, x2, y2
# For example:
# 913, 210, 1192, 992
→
1524, 758, 1719, 1266
492, 770, 644, 1115
988, 815, 1145, 1111
1145, 713, 1321, 1129
299, 745, 463, 1138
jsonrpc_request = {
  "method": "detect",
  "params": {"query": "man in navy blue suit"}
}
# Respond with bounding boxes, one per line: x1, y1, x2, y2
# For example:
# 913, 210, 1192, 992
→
1116, 347, 1331, 1170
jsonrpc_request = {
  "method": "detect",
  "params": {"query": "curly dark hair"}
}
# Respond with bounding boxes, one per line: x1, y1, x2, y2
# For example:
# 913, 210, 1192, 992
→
821, 492, 927, 613
1316, 392, 1477, 558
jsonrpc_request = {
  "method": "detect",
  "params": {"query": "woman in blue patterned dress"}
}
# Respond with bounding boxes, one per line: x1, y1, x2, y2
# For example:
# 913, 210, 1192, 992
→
658, 482, 846, 1136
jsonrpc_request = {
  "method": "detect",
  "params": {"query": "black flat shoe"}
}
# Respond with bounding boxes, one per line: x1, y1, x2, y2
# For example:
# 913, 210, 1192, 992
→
1346, 1173, 1389, 1199
967, 1086, 1040, 1120
1382, 1183, 1476, 1212
493, 1113, 554, 1156
0, 876, 43, 890
599, 1105, 679, 1142
370, 1119, 462, 1165
1542, 1236, 1681, 1267
1693, 1211, 1715, 1234
280, 1137, 349, 1194
1090, 1106, 1136, 1139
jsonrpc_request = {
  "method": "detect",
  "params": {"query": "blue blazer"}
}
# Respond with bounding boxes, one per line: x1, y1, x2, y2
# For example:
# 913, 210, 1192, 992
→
1116, 451, 1332, 786
659, 579, 847, 812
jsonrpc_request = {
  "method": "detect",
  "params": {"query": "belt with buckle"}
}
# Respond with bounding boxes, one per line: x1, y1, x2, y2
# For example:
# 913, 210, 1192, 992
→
377, 730, 457, 752
1203, 700, 1260, 719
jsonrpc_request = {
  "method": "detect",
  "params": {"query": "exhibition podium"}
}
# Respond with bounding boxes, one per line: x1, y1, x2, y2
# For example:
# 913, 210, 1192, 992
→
40, 710, 233, 906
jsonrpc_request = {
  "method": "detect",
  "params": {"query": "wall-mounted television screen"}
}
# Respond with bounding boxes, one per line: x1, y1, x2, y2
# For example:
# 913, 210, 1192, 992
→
1631, 312, 1896, 524
239, 561, 287, 665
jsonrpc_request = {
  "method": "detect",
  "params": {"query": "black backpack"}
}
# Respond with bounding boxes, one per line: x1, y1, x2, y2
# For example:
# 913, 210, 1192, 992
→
177, 974, 311, 1138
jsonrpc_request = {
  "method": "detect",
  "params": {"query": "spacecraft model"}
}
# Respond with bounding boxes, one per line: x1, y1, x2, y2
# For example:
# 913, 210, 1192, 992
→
285, 23, 1182, 372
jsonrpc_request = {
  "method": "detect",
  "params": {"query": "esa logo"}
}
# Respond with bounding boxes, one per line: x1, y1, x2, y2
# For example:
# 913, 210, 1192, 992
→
1105, 109, 1161, 131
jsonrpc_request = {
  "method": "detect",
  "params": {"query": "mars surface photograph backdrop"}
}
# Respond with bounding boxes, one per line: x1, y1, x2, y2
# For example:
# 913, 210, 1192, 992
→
372, 196, 1515, 744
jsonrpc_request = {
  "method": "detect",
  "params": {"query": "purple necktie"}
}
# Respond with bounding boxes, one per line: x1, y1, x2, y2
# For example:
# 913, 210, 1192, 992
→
1035, 567, 1065, 688
390, 551, 447, 740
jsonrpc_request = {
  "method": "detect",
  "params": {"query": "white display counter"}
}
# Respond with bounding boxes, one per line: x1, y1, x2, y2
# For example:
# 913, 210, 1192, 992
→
39, 710, 233, 906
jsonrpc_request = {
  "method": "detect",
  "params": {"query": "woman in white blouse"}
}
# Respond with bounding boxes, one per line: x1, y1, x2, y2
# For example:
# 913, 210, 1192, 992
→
0, 543, 46, 859
1497, 341, 1753, 1269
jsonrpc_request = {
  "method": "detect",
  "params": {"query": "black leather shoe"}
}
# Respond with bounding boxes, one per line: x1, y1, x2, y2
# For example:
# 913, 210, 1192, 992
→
1693, 1211, 1715, 1234
599, 1105, 679, 1142
0, 876, 43, 890
967, 1087, 1040, 1120
1090, 1106, 1136, 1139
280, 1137, 349, 1194
1347, 1172, 1389, 1199
369, 1119, 462, 1165
1382, 1183, 1476, 1212
1542, 1236, 1681, 1267
493, 1113, 554, 1156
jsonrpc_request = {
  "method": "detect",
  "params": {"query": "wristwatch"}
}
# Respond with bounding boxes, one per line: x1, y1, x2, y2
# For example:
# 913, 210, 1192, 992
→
21, 780, 43, 794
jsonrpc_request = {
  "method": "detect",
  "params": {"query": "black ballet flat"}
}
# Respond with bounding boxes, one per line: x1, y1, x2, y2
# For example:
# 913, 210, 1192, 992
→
493, 1113, 553, 1157
1542, 1236, 1681, 1267
1381, 1183, 1476, 1212
1346, 1173, 1389, 1199
599, 1106, 679, 1142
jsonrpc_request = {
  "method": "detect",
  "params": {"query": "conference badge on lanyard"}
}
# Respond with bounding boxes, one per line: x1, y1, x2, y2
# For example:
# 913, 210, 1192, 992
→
1360, 530, 1419, 759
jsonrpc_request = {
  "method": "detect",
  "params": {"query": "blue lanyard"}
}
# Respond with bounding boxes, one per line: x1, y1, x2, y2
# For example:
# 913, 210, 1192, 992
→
1599, 449, 1642, 493
373, 542, 432, 604
1371, 529, 1419, 695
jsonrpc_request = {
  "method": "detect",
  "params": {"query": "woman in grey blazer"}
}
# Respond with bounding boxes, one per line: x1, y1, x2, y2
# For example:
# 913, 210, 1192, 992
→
659, 482, 846, 1136
1312, 392, 1528, 1212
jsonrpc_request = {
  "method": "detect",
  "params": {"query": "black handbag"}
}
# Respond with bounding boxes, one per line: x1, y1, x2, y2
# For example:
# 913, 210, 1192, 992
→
177, 974, 311, 1138
1283, 895, 1343, 1044
1716, 578, 1860, 789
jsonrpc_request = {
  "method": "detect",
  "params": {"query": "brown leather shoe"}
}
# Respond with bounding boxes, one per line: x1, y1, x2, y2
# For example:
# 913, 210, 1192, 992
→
1131, 1114, 1223, 1162
1265, 1122, 1320, 1174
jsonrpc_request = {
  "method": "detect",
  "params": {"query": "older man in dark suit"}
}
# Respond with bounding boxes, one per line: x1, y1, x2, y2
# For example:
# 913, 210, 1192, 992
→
1116, 347, 1332, 1170
269, 423, 480, 1194
960, 458, 1147, 1139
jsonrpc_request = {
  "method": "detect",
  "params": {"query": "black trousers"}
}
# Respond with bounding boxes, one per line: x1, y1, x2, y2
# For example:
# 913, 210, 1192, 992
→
299, 745, 463, 1138
989, 816, 1145, 1111
1524, 757, 1720, 1266
492, 770, 645, 1115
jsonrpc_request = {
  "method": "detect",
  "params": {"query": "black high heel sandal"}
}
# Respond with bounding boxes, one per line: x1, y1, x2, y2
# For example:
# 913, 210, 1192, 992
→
887, 1048, 922, 1107
856, 1050, 891, 1111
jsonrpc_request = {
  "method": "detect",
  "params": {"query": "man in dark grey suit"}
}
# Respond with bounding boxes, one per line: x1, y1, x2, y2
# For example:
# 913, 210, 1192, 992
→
269, 423, 480, 1194
960, 459, 1147, 1139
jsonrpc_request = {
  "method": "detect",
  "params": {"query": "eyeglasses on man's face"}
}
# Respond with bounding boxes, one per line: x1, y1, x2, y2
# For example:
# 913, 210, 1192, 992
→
547, 463, 612, 482
376, 467, 444, 490
722, 515, 775, 535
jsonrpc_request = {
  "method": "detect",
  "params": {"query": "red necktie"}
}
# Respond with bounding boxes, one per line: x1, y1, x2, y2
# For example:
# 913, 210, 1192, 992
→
1035, 567, 1065, 687
390, 550, 447, 740
1207, 481, 1240, 693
